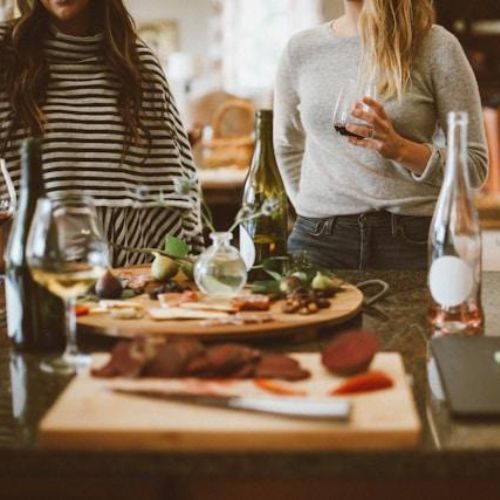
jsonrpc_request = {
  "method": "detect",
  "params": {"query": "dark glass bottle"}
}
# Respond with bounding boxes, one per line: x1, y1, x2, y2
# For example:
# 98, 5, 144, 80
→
239, 110, 288, 278
4, 138, 65, 351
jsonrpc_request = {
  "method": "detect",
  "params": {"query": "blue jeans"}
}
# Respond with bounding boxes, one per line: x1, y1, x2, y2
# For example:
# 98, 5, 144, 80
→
288, 212, 431, 270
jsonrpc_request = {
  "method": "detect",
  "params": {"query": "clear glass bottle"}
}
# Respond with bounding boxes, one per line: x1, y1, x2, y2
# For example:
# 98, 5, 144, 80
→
194, 232, 247, 298
240, 109, 288, 278
428, 111, 483, 335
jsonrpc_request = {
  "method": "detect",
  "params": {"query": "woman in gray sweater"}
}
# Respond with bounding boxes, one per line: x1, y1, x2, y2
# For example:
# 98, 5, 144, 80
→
274, 0, 488, 270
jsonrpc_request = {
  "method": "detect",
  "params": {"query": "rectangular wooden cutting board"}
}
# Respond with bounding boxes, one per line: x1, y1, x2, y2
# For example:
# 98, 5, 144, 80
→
38, 352, 421, 451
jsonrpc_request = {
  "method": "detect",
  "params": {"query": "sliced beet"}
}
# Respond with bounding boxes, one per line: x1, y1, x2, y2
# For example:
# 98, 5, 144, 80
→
321, 329, 379, 376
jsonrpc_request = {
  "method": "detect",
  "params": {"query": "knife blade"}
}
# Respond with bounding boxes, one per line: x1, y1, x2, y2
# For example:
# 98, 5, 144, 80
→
112, 388, 351, 421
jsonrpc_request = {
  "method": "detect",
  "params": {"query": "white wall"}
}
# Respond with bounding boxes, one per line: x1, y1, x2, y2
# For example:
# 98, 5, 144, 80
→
125, 0, 212, 57
126, 0, 344, 58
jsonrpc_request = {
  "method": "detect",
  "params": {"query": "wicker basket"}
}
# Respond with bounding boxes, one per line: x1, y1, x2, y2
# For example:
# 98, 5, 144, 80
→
202, 99, 256, 168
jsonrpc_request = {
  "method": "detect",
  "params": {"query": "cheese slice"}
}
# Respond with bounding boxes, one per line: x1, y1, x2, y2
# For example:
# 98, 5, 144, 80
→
178, 302, 237, 313
148, 307, 230, 321
99, 300, 144, 311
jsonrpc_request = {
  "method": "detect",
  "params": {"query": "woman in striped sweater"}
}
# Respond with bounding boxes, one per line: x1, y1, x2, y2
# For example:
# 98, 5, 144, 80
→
0, 0, 202, 266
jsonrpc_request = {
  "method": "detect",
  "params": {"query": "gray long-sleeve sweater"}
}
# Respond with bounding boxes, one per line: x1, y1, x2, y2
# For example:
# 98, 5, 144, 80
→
273, 23, 488, 217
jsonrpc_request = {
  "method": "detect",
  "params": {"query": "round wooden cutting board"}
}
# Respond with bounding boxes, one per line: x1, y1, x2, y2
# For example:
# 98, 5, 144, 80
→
77, 268, 364, 342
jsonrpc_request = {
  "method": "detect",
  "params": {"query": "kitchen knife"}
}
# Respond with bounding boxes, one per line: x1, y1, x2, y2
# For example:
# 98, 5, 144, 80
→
112, 388, 352, 421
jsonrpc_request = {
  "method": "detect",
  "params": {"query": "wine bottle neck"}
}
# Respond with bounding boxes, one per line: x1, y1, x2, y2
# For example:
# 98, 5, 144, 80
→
20, 139, 45, 196
255, 116, 274, 149
445, 112, 469, 187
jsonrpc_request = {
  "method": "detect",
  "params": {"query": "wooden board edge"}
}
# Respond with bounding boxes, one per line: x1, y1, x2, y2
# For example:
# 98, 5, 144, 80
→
37, 428, 421, 452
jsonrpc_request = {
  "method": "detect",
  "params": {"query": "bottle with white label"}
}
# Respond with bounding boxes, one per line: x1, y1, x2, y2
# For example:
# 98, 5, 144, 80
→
239, 110, 288, 279
428, 111, 483, 335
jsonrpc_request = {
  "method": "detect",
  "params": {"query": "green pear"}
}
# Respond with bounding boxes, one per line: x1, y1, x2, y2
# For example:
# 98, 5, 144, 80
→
151, 253, 179, 282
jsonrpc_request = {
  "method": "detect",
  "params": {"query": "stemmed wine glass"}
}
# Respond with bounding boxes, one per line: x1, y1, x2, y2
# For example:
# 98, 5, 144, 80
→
0, 159, 16, 312
333, 78, 377, 139
26, 195, 109, 375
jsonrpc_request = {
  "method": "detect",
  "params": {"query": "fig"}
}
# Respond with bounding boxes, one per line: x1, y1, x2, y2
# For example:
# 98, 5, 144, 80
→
151, 253, 179, 282
95, 269, 123, 299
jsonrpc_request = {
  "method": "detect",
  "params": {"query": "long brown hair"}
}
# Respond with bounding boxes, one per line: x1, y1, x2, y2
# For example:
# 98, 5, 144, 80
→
3, 0, 146, 147
359, 0, 434, 100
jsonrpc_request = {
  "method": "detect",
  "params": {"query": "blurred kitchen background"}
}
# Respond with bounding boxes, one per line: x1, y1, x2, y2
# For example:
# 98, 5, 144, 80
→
1, 0, 500, 267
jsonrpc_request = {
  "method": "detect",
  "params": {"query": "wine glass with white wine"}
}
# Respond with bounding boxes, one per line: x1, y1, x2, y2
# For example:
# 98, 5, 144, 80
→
26, 194, 109, 375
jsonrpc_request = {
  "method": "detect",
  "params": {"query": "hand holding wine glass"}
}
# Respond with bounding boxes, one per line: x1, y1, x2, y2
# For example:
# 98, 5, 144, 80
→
334, 79, 407, 161
333, 78, 377, 140
345, 97, 408, 161
26, 195, 109, 375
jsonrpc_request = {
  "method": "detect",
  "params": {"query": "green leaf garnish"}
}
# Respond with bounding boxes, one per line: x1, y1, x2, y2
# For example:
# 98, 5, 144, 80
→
264, 270, 282, 281
164, 235, 189, 258
250, 280, 281, 295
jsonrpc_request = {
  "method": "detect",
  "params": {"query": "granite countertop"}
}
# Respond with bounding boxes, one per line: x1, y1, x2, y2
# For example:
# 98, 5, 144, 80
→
1, 271, 500, 485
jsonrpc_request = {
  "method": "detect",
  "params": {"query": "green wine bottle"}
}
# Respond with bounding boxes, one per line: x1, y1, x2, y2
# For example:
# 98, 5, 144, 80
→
240, 110, 288, 279
4, 138, 65, 352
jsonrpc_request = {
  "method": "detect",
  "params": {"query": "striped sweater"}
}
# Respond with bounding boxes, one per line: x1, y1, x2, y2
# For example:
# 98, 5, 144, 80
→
0, 23, 202, 266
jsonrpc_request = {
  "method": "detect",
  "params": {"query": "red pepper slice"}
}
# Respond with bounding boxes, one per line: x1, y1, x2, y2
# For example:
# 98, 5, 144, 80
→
330, 370, 393, 395
254, 378, 307, 396
75, 304, 90, 317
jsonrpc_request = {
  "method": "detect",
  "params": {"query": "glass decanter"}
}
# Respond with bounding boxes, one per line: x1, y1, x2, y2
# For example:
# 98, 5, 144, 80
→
194, 232, 247, 298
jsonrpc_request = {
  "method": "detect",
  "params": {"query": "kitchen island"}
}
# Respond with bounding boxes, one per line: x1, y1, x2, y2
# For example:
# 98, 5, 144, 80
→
1, 271, 500, 499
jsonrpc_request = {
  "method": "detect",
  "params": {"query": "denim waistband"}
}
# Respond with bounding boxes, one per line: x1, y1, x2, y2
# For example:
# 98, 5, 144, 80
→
296, 211, 432, 236
335, 211, 431, 226
300, 211, 430, 224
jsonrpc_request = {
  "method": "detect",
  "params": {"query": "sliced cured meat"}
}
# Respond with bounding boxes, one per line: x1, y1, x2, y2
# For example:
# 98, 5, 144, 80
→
91, 337, 156, 378
184, 344, 260, 378
230, 294, 271, 311
322, 329, 380, 376
183, 353, 213, 377
227, 362, 258, 379
159, 290, 200, 308
205, 344, 260, 376
115, 270, 154, 290
92, 338, 310, 382
255, 354, 311, 381
142, 339, 204, 377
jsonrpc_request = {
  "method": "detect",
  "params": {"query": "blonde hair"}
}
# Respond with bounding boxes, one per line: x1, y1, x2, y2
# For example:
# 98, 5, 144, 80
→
359, 0, 434, 100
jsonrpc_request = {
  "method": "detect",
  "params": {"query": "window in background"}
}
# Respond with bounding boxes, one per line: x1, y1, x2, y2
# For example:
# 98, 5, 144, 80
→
221, 0, 322, 100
